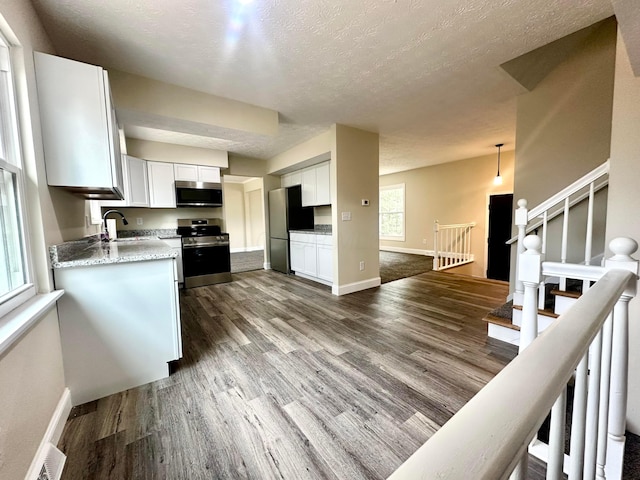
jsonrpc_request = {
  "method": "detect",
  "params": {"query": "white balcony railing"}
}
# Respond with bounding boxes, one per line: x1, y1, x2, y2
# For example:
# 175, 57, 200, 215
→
433, 221, 476, 271
388, 236, 638, 480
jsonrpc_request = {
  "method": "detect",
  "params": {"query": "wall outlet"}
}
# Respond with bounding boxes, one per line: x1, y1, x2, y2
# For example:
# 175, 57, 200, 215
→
342, 211, 352, 221
361, 199, 369, 206
359, 260, 365, 271
422, 238, 427, 244
136, 217, 143, 226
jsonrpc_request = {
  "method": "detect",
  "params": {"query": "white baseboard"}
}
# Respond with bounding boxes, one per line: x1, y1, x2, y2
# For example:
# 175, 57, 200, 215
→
332, 277, 381, 296
380, 246, 434, 256
264, 262, 271, 270
25, 387, 72, 479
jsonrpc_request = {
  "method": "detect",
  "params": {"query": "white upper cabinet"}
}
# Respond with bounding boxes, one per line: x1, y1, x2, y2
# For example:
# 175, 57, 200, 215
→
315, 162, 331, 205
102, 155, 149, 208
148, 161, 176, 208
34, 52, 124, 199
127, 156, 150, 207
282, 171, 302, 188
174, 164, 198, 182
293, 161, 330, 207
301, 168, 317, 207
198, 166, 221, 183
174, 164, 221, 183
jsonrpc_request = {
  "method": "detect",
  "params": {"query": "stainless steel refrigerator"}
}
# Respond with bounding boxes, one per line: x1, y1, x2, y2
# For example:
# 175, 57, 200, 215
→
268, 185, 314, 273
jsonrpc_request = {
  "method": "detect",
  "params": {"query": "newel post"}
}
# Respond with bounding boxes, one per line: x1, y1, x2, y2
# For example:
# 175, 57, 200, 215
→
514, 199, 529, 305
604, 237, 638, 477
518, 234, 542, 354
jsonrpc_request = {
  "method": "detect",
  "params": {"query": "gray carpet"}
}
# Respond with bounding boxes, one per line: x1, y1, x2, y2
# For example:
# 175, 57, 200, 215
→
379, 251, 434, 284
230, 250, 264, 273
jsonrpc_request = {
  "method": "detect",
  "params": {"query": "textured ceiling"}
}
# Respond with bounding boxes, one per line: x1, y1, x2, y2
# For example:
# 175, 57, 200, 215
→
31, 0, 614, 174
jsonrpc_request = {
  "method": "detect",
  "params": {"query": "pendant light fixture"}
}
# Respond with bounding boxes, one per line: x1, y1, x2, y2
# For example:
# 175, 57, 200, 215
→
493, 143, 504, 186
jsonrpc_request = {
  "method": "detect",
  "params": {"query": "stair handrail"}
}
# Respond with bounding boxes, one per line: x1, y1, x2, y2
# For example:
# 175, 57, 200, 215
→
388, 236, 638, 480
433, 220, 476, 271
505, 177, 609, 245
512, 160, 610, 302
527, 159, 609, 221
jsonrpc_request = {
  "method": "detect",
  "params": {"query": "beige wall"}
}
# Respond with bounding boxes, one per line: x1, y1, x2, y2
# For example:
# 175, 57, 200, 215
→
380, 151, 515, 278
108, 68, 278, 136
332, 124, 380, 288
514, 19, 616, 208
0, 310, 66, 479
606, 30, 640, 434
106, 206, 224, 232
268, 129, 332, 174
223, 183, 246, 250
0, 3, 69, 479
126, 138, 228, 167
510, 19, 616, 290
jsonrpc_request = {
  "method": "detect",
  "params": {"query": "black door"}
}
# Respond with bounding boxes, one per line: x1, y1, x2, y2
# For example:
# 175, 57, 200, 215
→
487, 194, 514, 281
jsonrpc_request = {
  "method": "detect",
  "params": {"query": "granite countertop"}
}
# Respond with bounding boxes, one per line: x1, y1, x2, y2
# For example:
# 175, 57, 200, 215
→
289, 225, 332, 235
50, 237, 178, 269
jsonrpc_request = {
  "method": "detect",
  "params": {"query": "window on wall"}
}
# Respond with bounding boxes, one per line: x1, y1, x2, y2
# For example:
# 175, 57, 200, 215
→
379, 183, 405, 241
0, 35, 34, 317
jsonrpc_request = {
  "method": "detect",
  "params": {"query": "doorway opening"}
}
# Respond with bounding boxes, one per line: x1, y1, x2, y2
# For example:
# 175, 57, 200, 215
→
487, 193, 514, 281
223, 175, 266, 273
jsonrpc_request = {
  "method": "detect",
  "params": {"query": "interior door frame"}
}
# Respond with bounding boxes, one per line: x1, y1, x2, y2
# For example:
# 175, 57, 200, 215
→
484, 190, 514, 279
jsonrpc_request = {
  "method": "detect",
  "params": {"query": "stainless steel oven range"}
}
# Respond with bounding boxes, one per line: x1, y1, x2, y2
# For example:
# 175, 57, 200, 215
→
177, 218, 231, 288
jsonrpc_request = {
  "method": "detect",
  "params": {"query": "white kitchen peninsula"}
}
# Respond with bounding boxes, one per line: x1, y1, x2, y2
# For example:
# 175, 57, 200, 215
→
50, 238, 181, 406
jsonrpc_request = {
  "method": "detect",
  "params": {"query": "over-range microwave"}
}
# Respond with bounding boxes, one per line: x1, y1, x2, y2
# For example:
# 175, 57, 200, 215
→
175, 181, 223, 207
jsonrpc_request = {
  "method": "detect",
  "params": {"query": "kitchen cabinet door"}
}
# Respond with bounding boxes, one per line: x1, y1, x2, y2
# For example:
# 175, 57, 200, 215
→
301, 168, 316, 207
163, 238, 184, 283
127, 156, 150, 207
34, 52, 124, 199
290, 241, 305, 272
303, 243, 317, 276
148, 161, 176, 208
198, 166, 221, 183
315, 162, 331, 205
317, 244, 333, 282
174, 164, 198, 182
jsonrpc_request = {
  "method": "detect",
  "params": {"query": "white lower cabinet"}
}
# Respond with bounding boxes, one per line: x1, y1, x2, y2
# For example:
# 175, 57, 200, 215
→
163, 238, 184, 283
53, 258, 181, 405
289, 232, 332, 285
290, 241, 305, 272
317, 244, 333, 282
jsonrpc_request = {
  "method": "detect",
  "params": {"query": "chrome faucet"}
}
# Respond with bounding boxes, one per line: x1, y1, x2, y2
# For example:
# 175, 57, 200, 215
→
102, 209, 129, 241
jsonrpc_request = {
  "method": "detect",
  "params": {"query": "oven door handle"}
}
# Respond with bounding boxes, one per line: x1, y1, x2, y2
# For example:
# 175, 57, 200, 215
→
183, 242, 229, 249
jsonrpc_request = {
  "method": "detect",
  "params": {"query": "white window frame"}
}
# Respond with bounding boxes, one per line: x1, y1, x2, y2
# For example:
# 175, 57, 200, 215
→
0, 32, 35, 319
379, 183, 405, 242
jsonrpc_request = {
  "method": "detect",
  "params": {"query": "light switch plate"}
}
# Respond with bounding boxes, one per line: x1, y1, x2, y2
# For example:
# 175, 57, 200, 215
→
341, 212, 351, 221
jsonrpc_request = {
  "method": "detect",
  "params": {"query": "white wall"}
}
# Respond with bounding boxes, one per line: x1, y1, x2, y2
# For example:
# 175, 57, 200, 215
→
606, 29, 640, 435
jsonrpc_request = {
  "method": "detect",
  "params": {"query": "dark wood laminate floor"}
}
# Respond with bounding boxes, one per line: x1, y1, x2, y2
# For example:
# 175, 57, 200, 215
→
58, 270, 547, 479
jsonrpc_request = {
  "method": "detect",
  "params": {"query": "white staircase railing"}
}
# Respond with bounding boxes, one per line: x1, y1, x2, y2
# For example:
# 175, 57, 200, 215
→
510, 160, 609, 305
433, 220, 476, 271
388, 236, 638, 480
